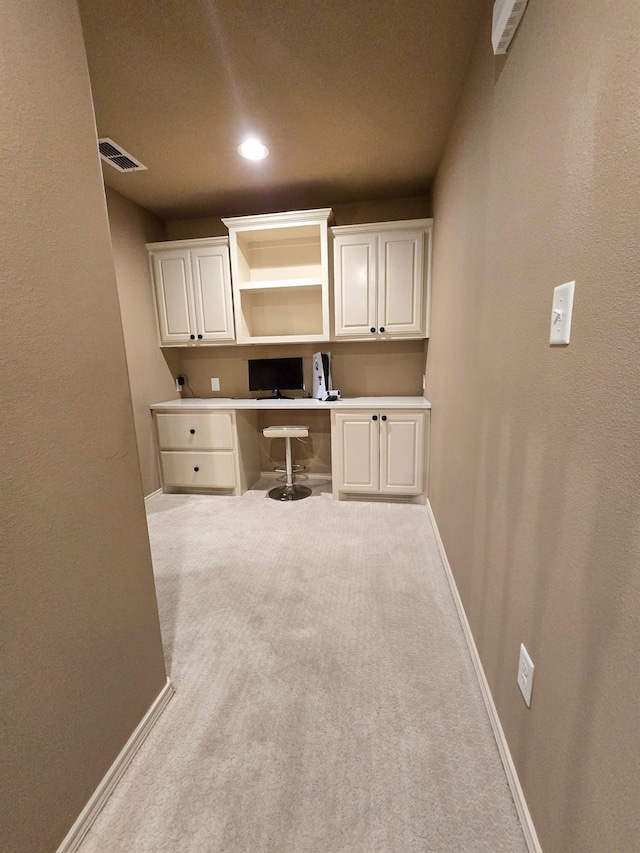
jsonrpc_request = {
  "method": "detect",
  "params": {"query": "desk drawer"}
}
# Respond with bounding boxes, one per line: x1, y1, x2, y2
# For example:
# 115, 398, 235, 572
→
156, 412, 235, 450
160, 451, 236, 488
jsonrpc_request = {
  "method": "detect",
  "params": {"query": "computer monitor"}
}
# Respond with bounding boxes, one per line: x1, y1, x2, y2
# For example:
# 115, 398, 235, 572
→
247, 357, 304, 400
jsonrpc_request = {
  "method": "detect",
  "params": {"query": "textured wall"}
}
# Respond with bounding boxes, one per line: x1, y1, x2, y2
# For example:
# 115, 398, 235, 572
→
0, 2, 167, 849
426, 2, 640, 851
106, 189, 180, 495
165, 196, 430, 240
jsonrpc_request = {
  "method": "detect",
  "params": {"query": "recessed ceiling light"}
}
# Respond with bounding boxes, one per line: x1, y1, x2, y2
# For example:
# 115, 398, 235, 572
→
238, 138, 269, 161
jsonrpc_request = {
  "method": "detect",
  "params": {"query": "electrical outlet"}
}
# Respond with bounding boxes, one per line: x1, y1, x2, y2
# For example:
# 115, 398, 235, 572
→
210, 377, 220, 391
176, 379, 181, 393
517, 643, 535, 707
422, 374, 426, 390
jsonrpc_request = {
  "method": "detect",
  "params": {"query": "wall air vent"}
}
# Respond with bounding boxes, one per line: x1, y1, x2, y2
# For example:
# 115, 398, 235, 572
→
98, 138, 147, 173
492, 0, 529, 55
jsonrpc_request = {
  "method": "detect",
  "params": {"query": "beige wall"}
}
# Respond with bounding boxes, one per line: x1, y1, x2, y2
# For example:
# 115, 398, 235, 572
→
165, 195, 431, 240
426, 2, 640, 852
0, 2, 167, 850
177, 340, 426, 472
106, 189, 180, 495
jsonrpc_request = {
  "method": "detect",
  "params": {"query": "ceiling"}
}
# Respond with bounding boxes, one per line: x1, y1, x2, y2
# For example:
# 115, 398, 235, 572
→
78, 0, 487, 222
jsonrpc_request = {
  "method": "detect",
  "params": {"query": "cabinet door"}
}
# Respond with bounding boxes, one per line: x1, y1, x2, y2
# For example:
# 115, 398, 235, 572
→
334, 234, 377, 337
191, 246, 235, 342
379, 411, 425, 495
333, 412, 379, 492
377, 230, 424, 336
151, 250, 197, 345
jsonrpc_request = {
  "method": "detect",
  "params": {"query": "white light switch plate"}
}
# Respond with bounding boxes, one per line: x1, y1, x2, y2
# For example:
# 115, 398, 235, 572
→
518, 643, 535, 707
210, 378, 220, 391
550, 280, 575, 345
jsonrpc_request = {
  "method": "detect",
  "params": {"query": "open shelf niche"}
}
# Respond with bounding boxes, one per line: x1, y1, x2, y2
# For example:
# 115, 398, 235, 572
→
222, 209, 332, 344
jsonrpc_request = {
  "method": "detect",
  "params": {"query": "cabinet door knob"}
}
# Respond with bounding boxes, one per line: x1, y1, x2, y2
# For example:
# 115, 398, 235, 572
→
189, 429, 196, 434
193, 466, 199, 472
381, 415, 387, 421
190, 334, 195, 340
372, 415, 378, 421
197, 334, 203, 339
370, 327, 376, 333
380, 326, 385, 333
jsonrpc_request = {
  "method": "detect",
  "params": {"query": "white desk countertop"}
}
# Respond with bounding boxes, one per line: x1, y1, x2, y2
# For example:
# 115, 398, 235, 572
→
150, 396, 431, 411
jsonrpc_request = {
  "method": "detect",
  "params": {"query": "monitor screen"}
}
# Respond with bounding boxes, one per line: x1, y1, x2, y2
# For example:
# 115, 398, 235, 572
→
248, 357, 304, 399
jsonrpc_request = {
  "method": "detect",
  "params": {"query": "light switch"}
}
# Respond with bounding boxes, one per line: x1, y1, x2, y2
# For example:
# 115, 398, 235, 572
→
550, 281, 575, 345
210, 378, 220, 391
517, 643, 535, 708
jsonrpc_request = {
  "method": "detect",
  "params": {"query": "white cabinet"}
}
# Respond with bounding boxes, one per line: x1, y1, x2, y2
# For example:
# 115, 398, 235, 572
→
155, 411, 237, 491
154, 410, 260, 494
333, 219, 432, 339
147, 238, 235, 346
331, 409, 427, 499
222, 209, 332, 344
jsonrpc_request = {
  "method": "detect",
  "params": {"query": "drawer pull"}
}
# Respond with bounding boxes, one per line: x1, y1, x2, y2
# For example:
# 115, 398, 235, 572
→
381, 415, 387, 421
370, 327, 376, 333
197, 334, 203, 339
372, 415, 378, 421
380, 326, 385, 333
189, 334, 195, 340
193, 466, 199, 472
189, 429, 196, 434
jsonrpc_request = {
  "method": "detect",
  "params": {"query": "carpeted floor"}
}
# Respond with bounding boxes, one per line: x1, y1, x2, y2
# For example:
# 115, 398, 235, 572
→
79, 480, 527, 852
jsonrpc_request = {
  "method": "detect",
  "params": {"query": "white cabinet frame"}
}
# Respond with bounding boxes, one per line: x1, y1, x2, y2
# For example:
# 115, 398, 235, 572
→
147, 237, 235, 346
153, 409, 260, 495
223, 208, 332, 344
333, 219, 433, 340
331, 408, 427, 502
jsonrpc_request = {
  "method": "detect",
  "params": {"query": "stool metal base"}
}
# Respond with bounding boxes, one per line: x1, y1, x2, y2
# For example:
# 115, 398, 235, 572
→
268, 483, 312, 502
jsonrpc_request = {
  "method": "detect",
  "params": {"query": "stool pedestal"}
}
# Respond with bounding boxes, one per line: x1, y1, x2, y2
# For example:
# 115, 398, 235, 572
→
262, 426, 311, 501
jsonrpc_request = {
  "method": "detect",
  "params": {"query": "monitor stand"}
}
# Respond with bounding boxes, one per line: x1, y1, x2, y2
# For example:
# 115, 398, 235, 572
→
256, 388, 293, 400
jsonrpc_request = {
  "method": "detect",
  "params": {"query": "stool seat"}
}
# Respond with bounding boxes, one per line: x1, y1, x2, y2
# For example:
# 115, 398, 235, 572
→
262, 426, 309, 439
262, 425, 311, 501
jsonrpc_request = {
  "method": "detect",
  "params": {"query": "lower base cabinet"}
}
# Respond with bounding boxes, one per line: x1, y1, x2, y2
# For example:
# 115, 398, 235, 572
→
154, 409, 260, 495
152, 404, 428, 501
331, 409, 427, 500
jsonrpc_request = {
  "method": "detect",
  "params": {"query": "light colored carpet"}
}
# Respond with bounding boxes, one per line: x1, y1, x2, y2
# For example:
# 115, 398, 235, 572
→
79, 481, 527, 852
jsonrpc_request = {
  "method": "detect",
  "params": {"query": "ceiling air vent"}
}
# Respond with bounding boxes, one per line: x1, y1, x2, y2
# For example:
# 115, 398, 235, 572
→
98, 137, 147, 173
492, 0, 529, 55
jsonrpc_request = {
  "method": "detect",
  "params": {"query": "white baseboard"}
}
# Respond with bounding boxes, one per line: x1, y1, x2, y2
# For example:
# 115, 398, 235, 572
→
426, 501, 542, 853
57, 677, 174, 853
144, 488, 163, 503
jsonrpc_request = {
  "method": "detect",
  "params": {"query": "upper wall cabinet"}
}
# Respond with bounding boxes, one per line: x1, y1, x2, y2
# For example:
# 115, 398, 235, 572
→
222, 209, 332, 345
147, 238, 235, 347
332, 219, 433, 339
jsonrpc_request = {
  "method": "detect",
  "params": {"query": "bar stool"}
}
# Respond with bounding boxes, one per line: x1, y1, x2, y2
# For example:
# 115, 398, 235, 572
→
262, 426, 311, 501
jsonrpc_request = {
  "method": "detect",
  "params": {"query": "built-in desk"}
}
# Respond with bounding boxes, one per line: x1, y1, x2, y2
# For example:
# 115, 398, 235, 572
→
150, 397, 431, 501
151, 397, 431, 411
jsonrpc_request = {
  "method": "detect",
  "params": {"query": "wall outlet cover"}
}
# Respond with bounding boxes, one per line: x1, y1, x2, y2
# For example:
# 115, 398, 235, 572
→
518, 643, 535, 707
210, 378, 220, 391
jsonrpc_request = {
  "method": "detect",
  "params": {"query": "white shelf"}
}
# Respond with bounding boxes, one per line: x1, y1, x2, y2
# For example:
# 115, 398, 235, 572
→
223, 208, 332, 344
235, 277, 322, 291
